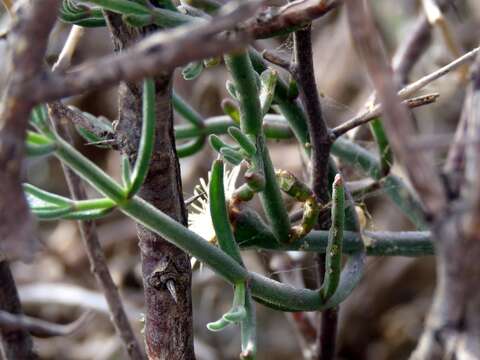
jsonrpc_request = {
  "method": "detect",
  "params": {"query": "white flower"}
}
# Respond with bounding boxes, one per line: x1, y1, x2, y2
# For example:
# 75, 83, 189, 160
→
188, 165, 241, 268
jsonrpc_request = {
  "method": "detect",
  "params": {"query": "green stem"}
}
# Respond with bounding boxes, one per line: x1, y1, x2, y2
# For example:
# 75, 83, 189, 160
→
177, 136, 206, 158
54, 137, 125, 203
249, 49, 310, 152
240, 291, 256, 360
321, 175, 344, 301
225, 52, 291, 243
175, 115, 293, 140
228, 127, 257, 157
51, 129, 354, 312
248, 48, 426, 229
233, 208, 433, 256
223, 283, 247, 322
369, 118, 393, 177
210, 161, 256, 356
74, 198, 116, 211
224, 54, 262, 136
173, 92, 204, 128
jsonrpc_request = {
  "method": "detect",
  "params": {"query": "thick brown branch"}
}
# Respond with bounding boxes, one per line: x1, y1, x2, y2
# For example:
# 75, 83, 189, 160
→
31, 0, 264, 103
392, 0, 456, 86
105, 13, 195, 360
246, 0, 340, 39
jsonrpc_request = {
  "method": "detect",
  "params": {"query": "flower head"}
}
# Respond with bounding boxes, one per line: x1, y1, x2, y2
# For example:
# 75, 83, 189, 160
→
188, 165, 241, 268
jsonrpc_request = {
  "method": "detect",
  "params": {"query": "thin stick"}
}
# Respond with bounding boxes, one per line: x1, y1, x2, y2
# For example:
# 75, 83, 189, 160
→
0, 311, 94, 338
332, 93, 439, 138
399, 46, 480, 99
392, 12, 434, 86
340, 44, 479, 140
52, 25, 85, 72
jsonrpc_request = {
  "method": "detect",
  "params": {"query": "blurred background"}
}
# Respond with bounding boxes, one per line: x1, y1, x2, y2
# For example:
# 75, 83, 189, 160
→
2, 0, 480, 358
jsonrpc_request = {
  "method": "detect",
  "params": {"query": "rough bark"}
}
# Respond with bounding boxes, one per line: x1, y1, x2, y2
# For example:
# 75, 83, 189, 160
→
105, 14, 195, 360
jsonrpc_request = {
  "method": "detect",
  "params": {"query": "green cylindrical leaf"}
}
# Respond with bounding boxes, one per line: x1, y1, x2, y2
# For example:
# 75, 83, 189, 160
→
121, 155, 132, 190
30, 105, 50, 133
224, 54, 262, 136
151, 7, 196, 28
74, 197, 116, 212
221, 99, 241, 124
26, 143, 56, 157
54, 137, 126, 203
83, 0, 149, 15
122, 13, 153, 27
63, 207, 114, 221
321, 174, 345, 301
182, 61, 203, 81
207, 317, 231, 332
209, 160, 244, 264
24, 183, 72, 207
369, 118, 393, 177
259, 69, 278, 116
69, 17, 106, 27
177, 136, 206, 158
209, 134, 233, 153
223, 307, 247, 322
220, 147, 244, 166
32, 206, 74, 220
223, 283, 247, 322
183, 0, 221, 13
228, 127, 256, 157
173, 92, 204, 128
287, 75, 299, 100
128, 78, 156, 197
226, 80, 239, 100
240, 291, 256, 360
